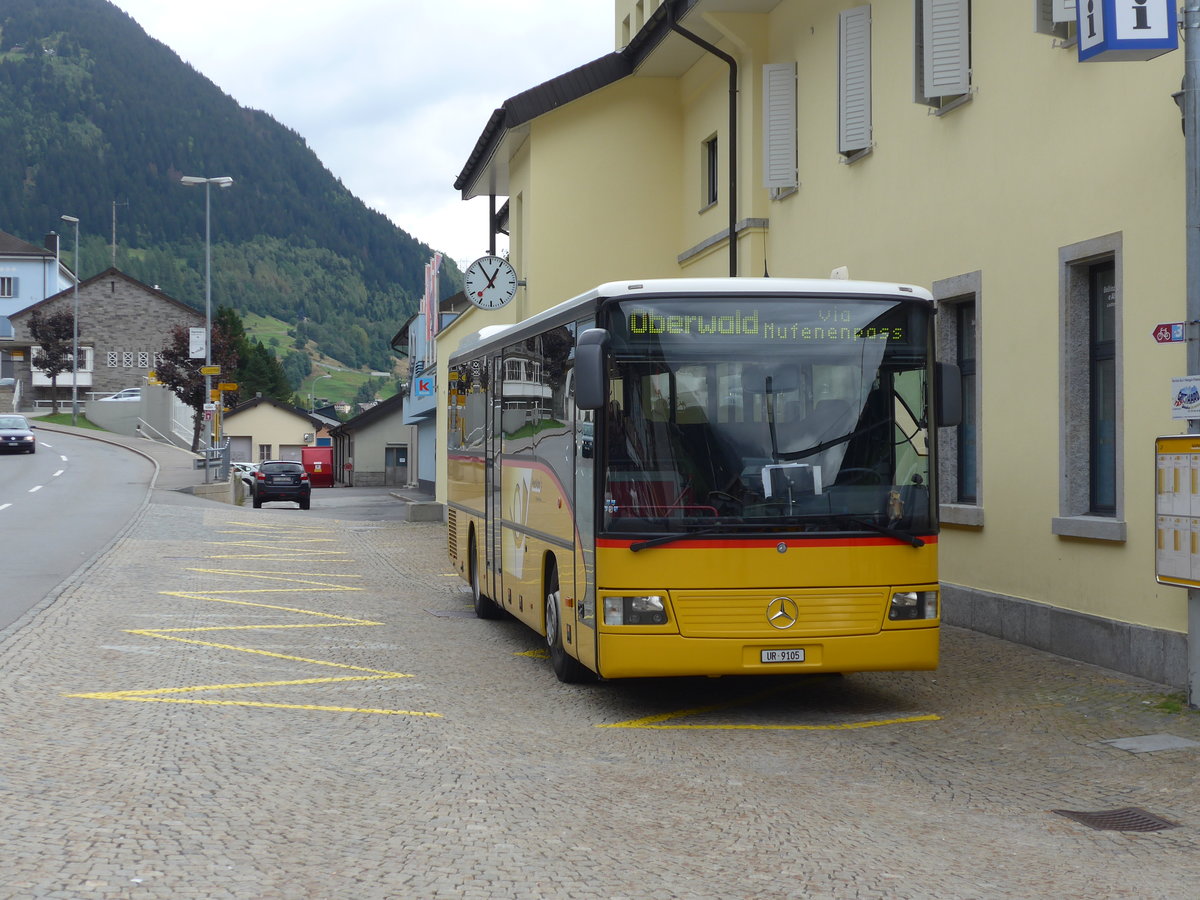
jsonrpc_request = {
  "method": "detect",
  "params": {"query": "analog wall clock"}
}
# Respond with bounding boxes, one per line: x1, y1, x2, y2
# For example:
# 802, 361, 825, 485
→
464, 255, 519, 310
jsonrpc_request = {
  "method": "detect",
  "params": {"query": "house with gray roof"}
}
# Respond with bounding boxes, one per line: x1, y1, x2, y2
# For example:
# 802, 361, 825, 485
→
0, 229, 76, 378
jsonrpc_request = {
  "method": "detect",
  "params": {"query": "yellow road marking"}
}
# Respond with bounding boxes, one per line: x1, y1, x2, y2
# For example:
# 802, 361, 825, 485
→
66, 536, 440, 718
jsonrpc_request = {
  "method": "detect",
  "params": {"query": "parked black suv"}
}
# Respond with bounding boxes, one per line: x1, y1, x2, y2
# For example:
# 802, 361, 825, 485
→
247, 460, 311, 509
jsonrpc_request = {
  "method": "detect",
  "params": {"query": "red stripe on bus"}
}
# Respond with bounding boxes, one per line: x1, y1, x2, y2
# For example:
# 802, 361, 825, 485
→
596, 535, 937, 550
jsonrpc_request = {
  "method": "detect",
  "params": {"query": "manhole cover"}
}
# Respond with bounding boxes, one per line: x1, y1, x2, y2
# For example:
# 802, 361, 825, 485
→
1051, 807, 1179, 832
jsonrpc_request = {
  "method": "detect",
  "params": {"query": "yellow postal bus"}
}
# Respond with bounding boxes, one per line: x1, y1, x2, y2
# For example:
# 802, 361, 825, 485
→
446, 278, 960, 682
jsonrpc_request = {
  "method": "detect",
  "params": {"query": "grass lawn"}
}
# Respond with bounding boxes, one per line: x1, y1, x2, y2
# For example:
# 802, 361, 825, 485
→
35, 413, 105, 430
242, 310, 399, 409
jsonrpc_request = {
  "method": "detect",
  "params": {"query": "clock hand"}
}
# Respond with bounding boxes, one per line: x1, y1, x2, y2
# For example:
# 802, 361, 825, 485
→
484, 265, 501, 290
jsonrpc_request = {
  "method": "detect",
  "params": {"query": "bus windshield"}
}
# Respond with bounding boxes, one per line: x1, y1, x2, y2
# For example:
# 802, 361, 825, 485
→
601, 294, 934, 540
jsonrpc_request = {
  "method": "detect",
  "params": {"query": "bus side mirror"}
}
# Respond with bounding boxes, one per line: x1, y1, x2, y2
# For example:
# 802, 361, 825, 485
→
575, 328, 610, 410
936, 362, 962, 428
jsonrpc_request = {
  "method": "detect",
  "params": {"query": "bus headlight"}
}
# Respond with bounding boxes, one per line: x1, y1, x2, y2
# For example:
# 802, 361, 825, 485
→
889, 590, 938, 620
603, 595, 667, 626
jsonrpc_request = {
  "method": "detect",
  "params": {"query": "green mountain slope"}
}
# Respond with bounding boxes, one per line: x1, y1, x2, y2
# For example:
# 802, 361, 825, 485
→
0, 0, 460, 372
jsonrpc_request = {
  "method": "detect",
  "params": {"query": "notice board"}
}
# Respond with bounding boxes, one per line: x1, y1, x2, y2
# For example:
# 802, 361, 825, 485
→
1155, 435, 1200, 588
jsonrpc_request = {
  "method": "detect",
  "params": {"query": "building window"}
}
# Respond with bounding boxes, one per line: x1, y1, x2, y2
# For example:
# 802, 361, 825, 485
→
956, 303, 977, 503
0, 277, 15, 298
702, 134, 719, 209
915, 0, 972, 113
258, 444, 271, 462
1034, 0, 1076, 39
838, 6, 872, 159
934, 271, 983, 526
1089, 261, 1117, 515
1054, 234, 1124, 541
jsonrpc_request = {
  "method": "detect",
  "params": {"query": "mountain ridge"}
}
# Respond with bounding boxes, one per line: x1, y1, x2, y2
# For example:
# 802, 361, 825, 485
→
0, 0, 461, 372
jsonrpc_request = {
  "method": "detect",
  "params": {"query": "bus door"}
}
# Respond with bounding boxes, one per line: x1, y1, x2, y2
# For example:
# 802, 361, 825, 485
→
486, 355, 505, 605
572, 319, 599, 673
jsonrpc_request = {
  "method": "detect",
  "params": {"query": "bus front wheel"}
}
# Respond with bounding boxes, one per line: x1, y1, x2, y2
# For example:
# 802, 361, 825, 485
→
545, 563, 595, 684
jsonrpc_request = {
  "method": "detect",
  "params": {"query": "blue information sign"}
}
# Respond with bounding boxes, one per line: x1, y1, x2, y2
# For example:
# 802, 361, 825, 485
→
1078, 0, 1178, 62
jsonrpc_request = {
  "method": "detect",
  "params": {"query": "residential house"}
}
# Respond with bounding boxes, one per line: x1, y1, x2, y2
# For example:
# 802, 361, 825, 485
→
222, 394, 334, 463
329, 392, 417, 488
7, 267, 203, 416
442, 0, 1193, 686
0, 229, 76, 378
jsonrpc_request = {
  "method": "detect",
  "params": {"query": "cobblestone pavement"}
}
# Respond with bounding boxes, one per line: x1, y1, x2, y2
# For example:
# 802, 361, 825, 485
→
3, 434, 1200, 897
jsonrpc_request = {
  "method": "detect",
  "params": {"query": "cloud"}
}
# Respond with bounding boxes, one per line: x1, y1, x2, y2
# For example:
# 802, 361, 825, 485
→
109, 0, 614, 263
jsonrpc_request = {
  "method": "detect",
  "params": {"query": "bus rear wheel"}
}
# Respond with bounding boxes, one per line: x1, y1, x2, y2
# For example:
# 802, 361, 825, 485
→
545, 563, 595, 684
470, 532, 502, 620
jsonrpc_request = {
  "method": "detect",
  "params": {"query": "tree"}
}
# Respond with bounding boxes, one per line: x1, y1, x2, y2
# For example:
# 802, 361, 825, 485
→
155, 323, 238, 451
215, 306, 290, 404
27, 308, 77, 414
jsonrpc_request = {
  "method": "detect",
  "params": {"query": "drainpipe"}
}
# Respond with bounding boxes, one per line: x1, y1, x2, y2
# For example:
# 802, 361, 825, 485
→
670, 12, 738, 277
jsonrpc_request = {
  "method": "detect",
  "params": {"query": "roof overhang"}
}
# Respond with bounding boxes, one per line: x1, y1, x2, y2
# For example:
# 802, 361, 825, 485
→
454, 0, 786, 200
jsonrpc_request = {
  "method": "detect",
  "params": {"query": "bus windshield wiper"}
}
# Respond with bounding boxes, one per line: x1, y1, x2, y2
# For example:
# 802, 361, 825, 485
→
629, 526, 723, 552
833, 515, 924, 548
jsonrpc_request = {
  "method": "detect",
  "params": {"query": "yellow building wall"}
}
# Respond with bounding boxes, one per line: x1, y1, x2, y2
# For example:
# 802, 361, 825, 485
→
522, 77, 684, 306
448, 1, 1190, 646
713, 1, 1186, 633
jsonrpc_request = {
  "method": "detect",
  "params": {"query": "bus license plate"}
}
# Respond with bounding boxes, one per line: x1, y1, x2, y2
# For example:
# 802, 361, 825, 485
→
761, 648, 805, 664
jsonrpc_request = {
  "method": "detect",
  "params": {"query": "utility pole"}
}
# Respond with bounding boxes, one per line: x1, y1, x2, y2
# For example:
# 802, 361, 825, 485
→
111, 200, 128, 267
1184, 1, 1200, 706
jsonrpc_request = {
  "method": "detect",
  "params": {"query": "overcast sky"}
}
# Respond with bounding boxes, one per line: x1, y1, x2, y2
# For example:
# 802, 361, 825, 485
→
107, 0, 615, 270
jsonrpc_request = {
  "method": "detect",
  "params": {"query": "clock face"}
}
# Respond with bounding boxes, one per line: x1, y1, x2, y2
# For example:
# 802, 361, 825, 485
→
464, 255, 518, 310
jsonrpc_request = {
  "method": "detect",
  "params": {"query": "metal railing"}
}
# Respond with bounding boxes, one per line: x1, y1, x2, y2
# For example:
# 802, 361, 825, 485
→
193, 438, 232, 481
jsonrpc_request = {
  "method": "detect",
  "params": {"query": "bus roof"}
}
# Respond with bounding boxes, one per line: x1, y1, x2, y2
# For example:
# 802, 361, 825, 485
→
449, 277, 932, 362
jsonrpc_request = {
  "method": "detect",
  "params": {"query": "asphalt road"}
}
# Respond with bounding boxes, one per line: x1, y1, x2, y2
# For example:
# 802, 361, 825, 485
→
0, 428, 152, 631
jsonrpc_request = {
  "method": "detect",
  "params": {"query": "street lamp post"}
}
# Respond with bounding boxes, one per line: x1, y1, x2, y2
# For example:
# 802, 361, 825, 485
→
180, 175, 233, 483
310, 373, 332, 412
60, 215, 80, 427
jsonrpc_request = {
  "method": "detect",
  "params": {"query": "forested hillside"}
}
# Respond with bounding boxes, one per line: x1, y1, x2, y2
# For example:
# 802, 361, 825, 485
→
0, 0, 461, 372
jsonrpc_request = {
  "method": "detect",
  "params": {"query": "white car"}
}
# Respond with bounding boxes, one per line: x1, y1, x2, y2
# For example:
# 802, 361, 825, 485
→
99, 388, 141, 401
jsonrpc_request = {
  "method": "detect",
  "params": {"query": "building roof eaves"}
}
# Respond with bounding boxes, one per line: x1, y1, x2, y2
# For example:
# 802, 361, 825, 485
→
0, 229, 53, 258
454, 2, 694, 198
455, 51, 633, 196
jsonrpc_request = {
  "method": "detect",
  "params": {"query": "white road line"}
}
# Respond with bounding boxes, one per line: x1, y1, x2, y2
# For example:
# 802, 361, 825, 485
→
0, 503, 11, 512
53, 470, 64, 477
28, 485, 42, 493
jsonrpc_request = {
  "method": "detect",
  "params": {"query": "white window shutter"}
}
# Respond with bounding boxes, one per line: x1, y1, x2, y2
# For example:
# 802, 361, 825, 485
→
839, 6, 872, 154
1035, 0, 1075, 33
1034, 0, 1056, 34
923, 0, 970, 99
1053, 0, 1076, 23
762, 62, 797, 189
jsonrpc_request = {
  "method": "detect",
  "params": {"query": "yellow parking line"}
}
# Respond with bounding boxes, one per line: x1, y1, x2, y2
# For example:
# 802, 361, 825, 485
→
65, 538, 441, 718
